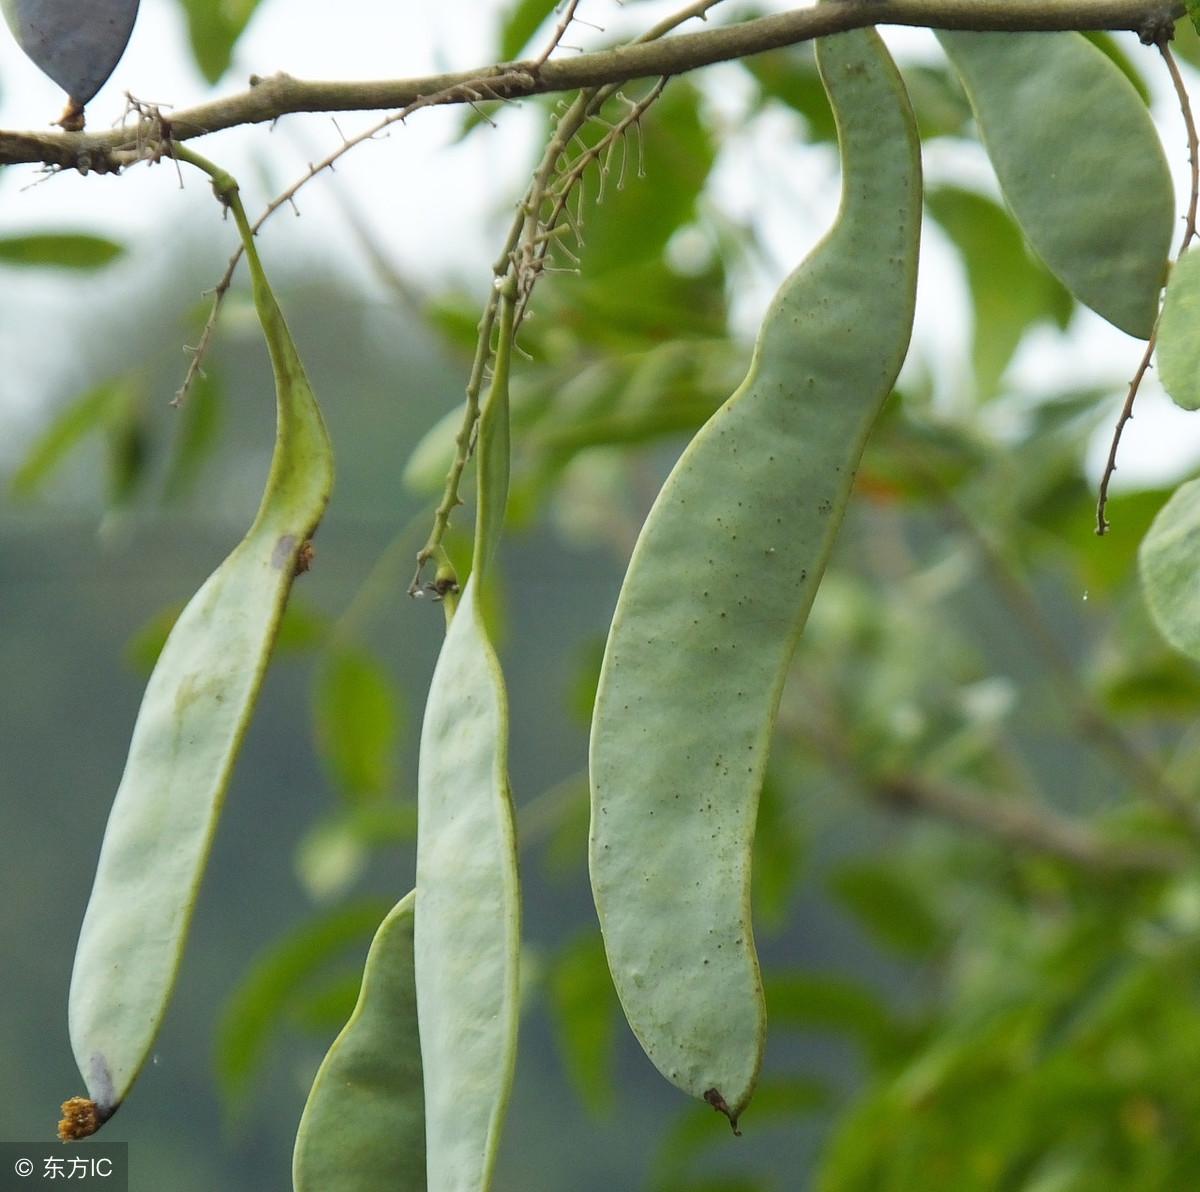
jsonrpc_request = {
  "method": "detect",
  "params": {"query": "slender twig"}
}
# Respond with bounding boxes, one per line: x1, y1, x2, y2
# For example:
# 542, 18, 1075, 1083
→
1, 1, 1184, 170
785, 707, 1188, 875
1095, 331, 1158, 534
872, 771, 1188, 874
533, 0, 586, 69
1162, 40, 1199, 254
173, 68, 533, 406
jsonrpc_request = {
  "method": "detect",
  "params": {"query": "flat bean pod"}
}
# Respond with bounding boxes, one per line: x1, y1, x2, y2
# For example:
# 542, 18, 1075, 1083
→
414, 282, 519, 1191
293, 892, 425, 1192
66, 182, 333, 1130
1156, 249, 1200, 410
589, 29, 921, 1126
936, 30, 1173, 340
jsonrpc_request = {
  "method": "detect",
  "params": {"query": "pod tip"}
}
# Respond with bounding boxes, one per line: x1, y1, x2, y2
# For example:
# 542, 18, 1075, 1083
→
703, 1087, 742, 1136
57, 1096, 100, 1142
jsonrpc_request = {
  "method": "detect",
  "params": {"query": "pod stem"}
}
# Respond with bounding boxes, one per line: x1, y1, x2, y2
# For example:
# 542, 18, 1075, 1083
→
170, 145, 262, 274
472, 275, 517, 584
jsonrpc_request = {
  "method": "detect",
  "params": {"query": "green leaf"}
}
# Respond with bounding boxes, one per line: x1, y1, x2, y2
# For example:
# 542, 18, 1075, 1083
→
286, 973, 363, 1035
1140, 477, 1200, 661
829, 861, 945, 958
162, 370, 224, 502
1176, 18, 1200, 67
903, 64, 973, 141
1095, 593, 1200, 717
215, 901, 390, 1107
9, 378, 138, 499
548, 932, 620, 1116
766, 972, 906, 1063
1189, 0, 1200, 37
937, 30, 1173, 338
295, 805, 417, 902
179, 0, 264, 82
312, 647, 401, 801
105, 394, 149, 506
0, 233, 123, 269
499, 0, 559, 60
926, 186, 1072, 400
1156, 250, 1200, 410
569, 81, 715, 276
293, 893, 425, 1192
752, 775, 805, 932
743, 44, 835, 142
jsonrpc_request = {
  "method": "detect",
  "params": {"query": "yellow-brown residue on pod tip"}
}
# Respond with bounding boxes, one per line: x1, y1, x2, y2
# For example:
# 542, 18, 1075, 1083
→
57, 1096, 100, 1142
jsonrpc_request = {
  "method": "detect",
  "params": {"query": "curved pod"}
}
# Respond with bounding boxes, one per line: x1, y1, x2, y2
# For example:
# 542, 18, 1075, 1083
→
67, 205, 333, 1124
293, 892, 425, 1192
936, 30, 1173, 339
414, 286, 520, 1191
589, 29, 921, 1124
1, 0, 139, 104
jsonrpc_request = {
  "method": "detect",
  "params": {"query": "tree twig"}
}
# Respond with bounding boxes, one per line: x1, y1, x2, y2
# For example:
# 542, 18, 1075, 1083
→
1095, 331, 1158, 535
171, 68, 534, 406
784, 706, 1189, 876
1162, 39, 1199, 255
0, 1, 1184, 171
873, 771, 1188, 874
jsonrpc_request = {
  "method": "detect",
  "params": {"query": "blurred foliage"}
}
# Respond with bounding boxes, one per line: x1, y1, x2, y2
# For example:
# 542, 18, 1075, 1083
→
0, 232, 124, 268
215, 900, 390, 1111
8, 6, 1200, 1190
178, 0, 265, 82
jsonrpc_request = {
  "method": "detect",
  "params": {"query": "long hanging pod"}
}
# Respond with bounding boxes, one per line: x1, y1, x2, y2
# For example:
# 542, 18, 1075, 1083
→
62, 156, 333, 1138
413, 280, 520, 1191
588, 28, 921, 1128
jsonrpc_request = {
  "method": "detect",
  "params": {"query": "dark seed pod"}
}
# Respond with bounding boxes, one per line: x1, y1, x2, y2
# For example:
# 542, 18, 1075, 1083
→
1, 0, 140, 118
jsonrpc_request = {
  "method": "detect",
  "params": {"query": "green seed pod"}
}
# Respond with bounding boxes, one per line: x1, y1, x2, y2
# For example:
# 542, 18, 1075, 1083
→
65, 181, 333, 1132
414, 282, 520, 1190
589, 28, 921, 1127
293, 893, 425, 1192
936, 30, 1173, 339
1, 0, 139, 110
